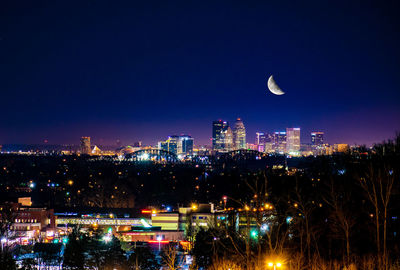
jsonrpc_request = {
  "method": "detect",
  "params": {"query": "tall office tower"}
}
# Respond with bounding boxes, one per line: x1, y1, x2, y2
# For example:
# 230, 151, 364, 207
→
158, 141, 168, 152
80, 137, 91, 154
255, 132, 266, 152
168, 136, 179, 155
233, 118, 246, 150
263, 133, 274, 153
212, 120, 229, 151
158, 136, 178, 155
273, 132, 287, 153
286, 128, 301, 153
311, 132, 324, 145
220, 126, 233, 152
178, 135, 194, 155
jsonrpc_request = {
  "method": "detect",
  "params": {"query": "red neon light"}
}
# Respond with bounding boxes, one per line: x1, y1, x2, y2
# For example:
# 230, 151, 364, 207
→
141, 210, 152, 214
148, 240, 169, 244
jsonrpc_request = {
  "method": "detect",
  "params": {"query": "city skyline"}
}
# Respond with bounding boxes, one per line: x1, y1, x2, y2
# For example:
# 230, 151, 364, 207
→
1, 1, 399, 147
0, 118, 397, 148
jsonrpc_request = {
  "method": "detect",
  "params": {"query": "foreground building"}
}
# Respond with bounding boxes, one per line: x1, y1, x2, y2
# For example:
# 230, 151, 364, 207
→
0, 202, 56, 245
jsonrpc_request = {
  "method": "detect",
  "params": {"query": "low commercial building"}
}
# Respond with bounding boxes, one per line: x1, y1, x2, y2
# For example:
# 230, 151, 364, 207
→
119, 228, 184, 242
8, 205, 56, 244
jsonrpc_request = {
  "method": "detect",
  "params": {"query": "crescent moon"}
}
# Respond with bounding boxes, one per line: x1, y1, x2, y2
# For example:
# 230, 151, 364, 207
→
267, 75, 285, 95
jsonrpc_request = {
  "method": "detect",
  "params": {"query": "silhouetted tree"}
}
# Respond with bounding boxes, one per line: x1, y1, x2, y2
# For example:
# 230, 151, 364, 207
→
19, 258, 35, 270
0, 248, 16, 270
128, 246, 158, 270
323, 177, 356, 264
104, 236, 127, 270
63, 229, 85, 270
360, 164, 395, 270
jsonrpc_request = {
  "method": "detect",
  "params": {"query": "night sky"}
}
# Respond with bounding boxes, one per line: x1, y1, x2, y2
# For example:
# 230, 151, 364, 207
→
1, 0, 399, 147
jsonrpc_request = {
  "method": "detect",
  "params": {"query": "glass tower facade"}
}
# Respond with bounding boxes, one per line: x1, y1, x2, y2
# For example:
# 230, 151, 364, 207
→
273, 132, 287, 153
233, 118, 246, 150
220, 126, 233, 152
159, 135, 194, 156
212, 120, 229, 151
286, 128, 301, 153
179, 135, 194, 155
255, 132, 266, 152
158, 136, 178, 155
311, 132, 324, 145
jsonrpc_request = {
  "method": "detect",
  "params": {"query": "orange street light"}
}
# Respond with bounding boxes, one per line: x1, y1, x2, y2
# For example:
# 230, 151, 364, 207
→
267, 261, 282, 269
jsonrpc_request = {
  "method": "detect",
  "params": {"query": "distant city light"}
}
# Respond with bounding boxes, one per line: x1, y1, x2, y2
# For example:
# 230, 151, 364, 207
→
286, 216, 293, 224
103, 235, 112, 243
140, 153, 149, 160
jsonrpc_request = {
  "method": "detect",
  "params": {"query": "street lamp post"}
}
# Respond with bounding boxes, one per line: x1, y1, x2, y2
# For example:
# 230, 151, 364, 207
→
157, 236, 162, 251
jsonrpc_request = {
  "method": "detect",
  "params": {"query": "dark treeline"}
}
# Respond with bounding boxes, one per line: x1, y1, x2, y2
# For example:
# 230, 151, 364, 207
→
0, 155, 205, 208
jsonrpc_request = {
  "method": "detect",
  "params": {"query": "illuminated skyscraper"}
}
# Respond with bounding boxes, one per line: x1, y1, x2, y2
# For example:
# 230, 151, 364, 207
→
220, 126, 233, 152
311, 132, 324, 145
80, 137, 91, 154
233, 118, 246, 150
159, 137, 177, 155
178, 135, 194, 156
273, 132, 286, 153
255, 132, 266, 152
286, 128, 301, 153
212, 120, 229, 151
158, 136, 178, 155
159, 135, 194, 156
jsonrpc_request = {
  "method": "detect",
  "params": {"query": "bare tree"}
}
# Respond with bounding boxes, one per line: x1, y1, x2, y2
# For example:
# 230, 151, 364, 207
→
359, 165, 395, 270
292, 179, 316, 265
323, 178, 356, 265
162, 245, 183, 270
